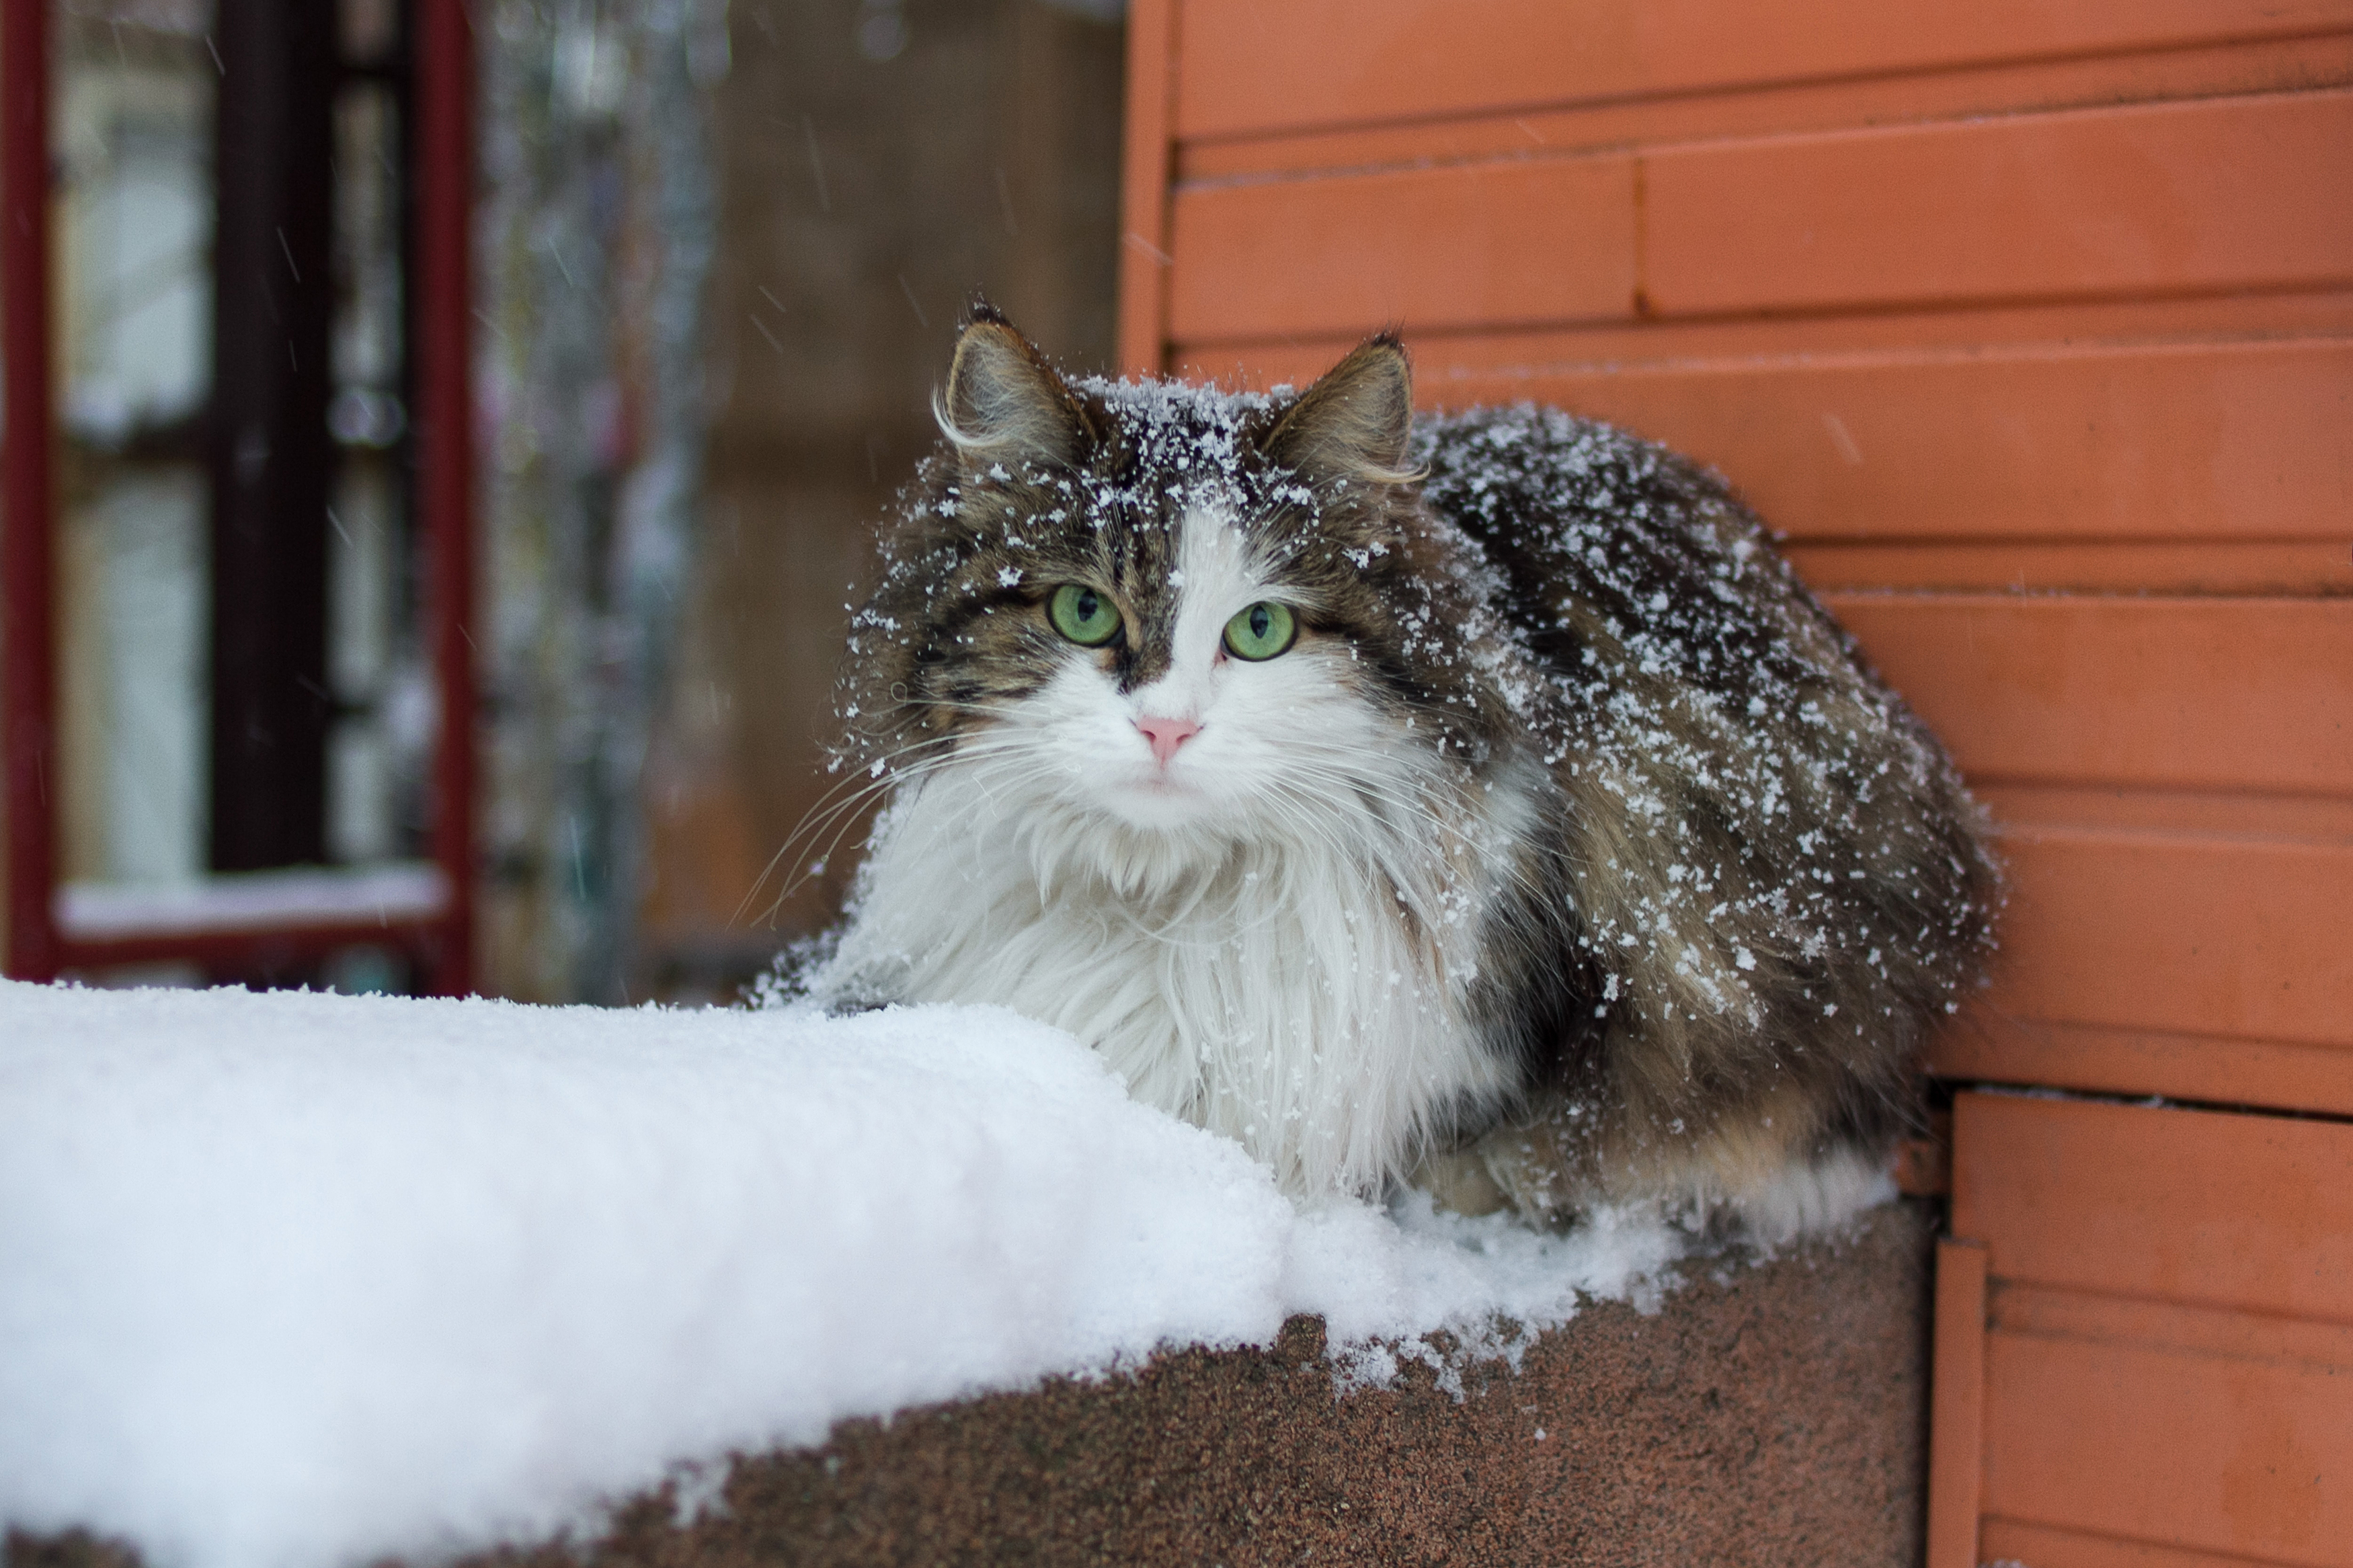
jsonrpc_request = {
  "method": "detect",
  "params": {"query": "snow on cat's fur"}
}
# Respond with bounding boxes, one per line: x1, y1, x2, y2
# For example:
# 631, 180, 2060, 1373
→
803, 308, 1999, 1237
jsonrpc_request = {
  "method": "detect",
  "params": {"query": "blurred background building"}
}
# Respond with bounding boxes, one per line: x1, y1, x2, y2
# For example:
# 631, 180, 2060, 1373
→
9, 0, 1125, 1002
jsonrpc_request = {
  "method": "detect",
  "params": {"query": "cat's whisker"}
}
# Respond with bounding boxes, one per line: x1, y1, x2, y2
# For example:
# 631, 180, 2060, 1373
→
1257, 781, 1386, 869
1265, 772, 1457, 882
742, 733, 977, 925
748, 800, 891, 928
897, 696, 1019, 719
775, 743, 1014, 868
1286, 761, 1559, 904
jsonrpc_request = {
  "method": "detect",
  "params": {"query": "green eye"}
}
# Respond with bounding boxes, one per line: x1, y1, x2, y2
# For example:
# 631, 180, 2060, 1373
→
1047, 583, 1122, 647
1222, 601, 1298, 661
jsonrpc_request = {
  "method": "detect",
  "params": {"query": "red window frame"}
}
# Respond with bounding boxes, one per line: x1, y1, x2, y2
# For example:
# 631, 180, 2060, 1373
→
1, 0, 475, 993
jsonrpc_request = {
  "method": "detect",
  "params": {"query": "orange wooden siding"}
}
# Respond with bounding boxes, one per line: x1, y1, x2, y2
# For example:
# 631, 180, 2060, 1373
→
1831, 597, 2353, 795
1985, 831, 2352, 1048
1642, 91, 2353, 314
1168, 91, 2353, 340
1168, 156, 1639, 340
1124, 6, 2353, 1563
1955, 1094, 2353, 1568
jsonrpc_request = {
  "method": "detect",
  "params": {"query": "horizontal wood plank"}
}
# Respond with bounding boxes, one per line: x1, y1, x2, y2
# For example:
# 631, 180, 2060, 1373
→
1972, 784, 2353, 845
1166, 156, 1635, 342
1179, 32, 2353, 185
1433, 339, 2353, 544
1784, 542, 2353, 595
1646, 90, 2353, 315
1179, 325, 2353, 570
1830, 596, 2353, 796
1175, 291, 2353, 387
1993, 1284, 2353, 1372
1172, 0, 2353, 142
1983, 1323, 2353, 1565
1932, 1016, 2353, 1119
1977, 826, 2353, 1049
1953, 1094, 2353, 1319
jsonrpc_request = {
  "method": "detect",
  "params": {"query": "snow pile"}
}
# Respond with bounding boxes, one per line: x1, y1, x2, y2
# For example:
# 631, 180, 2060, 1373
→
0, 980, 1686, 1568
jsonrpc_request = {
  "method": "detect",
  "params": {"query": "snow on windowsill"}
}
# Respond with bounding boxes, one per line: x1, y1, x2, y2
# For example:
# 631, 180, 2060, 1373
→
53, 864, 450, 940
0, 980, 1691, 1568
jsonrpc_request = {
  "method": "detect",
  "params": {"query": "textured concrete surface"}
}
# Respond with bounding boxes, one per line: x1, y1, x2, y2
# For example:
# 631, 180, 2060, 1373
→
9, 1202, 1935, 1568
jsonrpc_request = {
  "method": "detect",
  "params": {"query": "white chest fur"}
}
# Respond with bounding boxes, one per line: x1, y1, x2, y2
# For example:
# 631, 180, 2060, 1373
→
821, 768, 1518, 1198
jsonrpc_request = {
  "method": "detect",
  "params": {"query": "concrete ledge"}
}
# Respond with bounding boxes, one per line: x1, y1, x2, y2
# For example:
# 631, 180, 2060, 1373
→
7, 1203, 1933, 1568
538, 1202, 1931, 1566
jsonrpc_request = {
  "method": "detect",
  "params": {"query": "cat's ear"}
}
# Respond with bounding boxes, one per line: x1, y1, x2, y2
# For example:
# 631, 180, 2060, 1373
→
936, 311, 1090, 474
1265, 333, 1419, 488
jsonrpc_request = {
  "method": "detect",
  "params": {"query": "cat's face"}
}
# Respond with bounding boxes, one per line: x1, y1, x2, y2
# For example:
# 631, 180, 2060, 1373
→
971, 489, 1406, 835
840, 317, 1513, 866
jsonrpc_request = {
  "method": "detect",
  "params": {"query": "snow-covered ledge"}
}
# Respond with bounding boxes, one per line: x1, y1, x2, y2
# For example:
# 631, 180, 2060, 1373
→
0, 982, 1930, 1567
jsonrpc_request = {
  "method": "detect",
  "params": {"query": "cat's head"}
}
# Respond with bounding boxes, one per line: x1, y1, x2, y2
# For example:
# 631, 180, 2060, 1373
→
838, 307, 1516, 857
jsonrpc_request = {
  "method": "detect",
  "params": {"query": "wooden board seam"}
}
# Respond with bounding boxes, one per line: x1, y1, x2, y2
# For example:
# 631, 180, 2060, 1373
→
1989, 1282, 2353, 1366
1172, 74, 2353, 190
1933, 1074, 2353, 1130
1172, 24, 2353, 158
1409, 329, 2353, 380
1170, 280, 2353, 351
1980, 1513, 2316, 1568
1978, 786, 2353, 814
1174, 292, 2353, 371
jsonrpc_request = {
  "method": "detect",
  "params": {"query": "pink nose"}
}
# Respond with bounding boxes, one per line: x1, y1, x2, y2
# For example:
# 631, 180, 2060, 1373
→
1135, 716, 1200, 766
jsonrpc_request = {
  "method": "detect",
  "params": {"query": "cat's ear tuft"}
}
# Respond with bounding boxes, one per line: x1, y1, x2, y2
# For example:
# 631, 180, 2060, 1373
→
1265, 333, 1419, 487
937, 317, 1088, 474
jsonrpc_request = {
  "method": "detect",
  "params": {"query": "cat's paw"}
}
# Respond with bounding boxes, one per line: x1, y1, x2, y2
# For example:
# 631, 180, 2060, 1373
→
1708, 1144, 1897, 1248
1406, 1145, 1515, 1219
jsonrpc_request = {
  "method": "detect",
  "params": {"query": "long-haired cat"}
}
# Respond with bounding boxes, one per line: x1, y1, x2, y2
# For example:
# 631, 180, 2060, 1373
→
801, 305, 1998, 1241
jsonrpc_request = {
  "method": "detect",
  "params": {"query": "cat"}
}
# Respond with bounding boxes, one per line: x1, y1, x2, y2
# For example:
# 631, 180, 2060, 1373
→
798, 303, 1999, 1241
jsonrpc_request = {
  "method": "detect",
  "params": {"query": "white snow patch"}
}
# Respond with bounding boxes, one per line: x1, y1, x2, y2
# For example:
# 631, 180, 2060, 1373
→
55, 864, 448, 939
0, 980, 1686, 1568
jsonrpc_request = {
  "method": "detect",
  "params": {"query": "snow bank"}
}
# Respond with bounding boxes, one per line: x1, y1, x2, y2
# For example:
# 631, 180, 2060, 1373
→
0, 980, 1685, 1568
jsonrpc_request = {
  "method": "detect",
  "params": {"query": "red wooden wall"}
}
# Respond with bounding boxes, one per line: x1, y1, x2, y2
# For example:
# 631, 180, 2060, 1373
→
1119, 4, 2353, 1563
